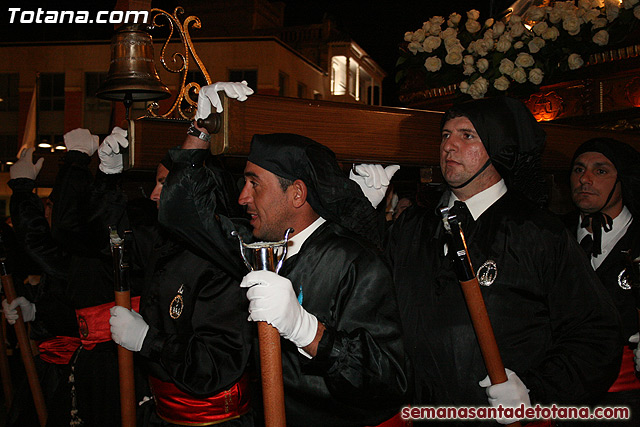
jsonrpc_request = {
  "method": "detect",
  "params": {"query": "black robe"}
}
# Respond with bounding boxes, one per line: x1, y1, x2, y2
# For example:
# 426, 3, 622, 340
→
159, 148, 409, 426
386, 191, 621, 419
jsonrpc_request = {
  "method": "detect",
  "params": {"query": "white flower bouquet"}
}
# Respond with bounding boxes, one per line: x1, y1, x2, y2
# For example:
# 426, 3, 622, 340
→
397, 0, 640, 99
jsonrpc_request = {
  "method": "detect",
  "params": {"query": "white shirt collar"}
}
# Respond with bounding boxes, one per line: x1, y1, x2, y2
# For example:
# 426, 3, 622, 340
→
577, 206, 633, 270
285, 216, 326, 259
448, 179, 508, 221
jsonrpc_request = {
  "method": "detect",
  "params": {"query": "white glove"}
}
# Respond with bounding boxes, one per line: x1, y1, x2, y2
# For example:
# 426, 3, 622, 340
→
10, 147, 44, 180
2, 297, 36, 325
196, 81, 254, 119
64, 128, 99, 156
98, 127, 129, 174
240, 270, 318, 348
630, 333, 640, 371
479, 368, 531, 425
349, 164, 400, 208
109, 305, 149, 352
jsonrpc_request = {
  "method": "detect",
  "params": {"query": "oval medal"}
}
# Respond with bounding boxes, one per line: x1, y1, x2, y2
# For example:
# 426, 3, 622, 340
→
169, 284, 185, 319
477, 260, 498, 287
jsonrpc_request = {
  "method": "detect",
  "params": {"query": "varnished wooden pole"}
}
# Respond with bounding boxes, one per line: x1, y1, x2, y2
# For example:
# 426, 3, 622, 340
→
258, 322, 286, 427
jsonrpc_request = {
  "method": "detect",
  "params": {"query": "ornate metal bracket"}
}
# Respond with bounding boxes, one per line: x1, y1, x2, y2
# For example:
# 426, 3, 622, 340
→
146, 7, 212, 120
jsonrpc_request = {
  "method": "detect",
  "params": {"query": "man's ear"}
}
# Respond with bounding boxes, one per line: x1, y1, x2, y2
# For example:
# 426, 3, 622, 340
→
290, 179, 308, 208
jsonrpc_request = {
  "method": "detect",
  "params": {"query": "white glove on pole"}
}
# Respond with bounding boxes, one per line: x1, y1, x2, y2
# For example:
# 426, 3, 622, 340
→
349, 164, 400, 208
10, 147, 44, 180
64, 128, 99, 156
109, 305, 149, 352
98, 127, 129, 174
195, 81, 254, 120
479, 368, 531, 425
240, 270, 318, 348
630, 332, 640, 371
2, 296, 36, 325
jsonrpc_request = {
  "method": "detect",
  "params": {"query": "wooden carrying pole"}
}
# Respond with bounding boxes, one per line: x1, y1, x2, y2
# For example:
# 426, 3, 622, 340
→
0, 262, 47, 426
109, 228, 136, 427
440, 209, 521, 427
0, 307, 13, 409
258, 323, 286, 427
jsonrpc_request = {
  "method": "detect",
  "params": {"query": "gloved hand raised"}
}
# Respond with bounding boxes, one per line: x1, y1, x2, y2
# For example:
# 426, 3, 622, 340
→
195, 81, 254, 120
479, 368, 531, 424
349, 164, 400, 208
64, 128, 99, 156
10, 147, 44, 181
240, 270, 318, 349
98, 127, 129, 174
109, 305, 149, 352
2, 296, 36, 325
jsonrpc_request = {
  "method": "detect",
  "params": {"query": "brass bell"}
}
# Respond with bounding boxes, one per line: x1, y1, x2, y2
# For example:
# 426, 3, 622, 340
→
96, 24, 171, 109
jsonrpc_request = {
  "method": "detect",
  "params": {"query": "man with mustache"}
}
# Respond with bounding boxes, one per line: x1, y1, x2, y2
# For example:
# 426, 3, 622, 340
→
566, 138, 640, 425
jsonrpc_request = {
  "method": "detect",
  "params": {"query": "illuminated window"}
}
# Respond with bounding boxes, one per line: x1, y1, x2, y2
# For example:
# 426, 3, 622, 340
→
331, 56, 347, 96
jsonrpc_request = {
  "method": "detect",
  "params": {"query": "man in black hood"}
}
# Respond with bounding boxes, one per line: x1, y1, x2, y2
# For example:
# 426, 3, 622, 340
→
358, 96, 622, 425
567, 137, 640, 425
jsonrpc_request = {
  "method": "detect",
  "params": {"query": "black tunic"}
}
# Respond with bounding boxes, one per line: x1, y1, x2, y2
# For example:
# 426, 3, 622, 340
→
386, 191, 621, 415
159, 148, 409, 427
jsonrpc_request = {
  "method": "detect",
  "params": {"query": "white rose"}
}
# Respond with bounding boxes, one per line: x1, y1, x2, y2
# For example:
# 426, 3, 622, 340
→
578, 0, 592, 10
510, 14, 522, 23
424, 56, 442, 72
466, 19, 482, 33
528, 37, 546, 53
515, 52, 535, 68
592, 17, 608, 29
485, 18, 495, 27
468, 77, 489, 99
404, 31, 413, 42
549, 9, 563, 24
514, 40, 525, 49
445, 50, 464, 65
493, 21, 506, 36
474, 39, 491, 57
484, 29, 495, 40
440, 27, 457, 40
431, 16, 445, 26
412, 29, 426, 42
532, 21, 548, 36
563, 15, 582, 35
408, 41, 422, 54
635, 5, 640, 19
529, 68, 544, 85
510, 21, 526, 37
542, 26, 560, 40
423, 36, 442, 53
582, 9, 601, 23
422, 21, 432, 34
623, 0, 639, 8
463, 64, 476, 76
448, 12, 462, 26
593, 29, 609, 45
467, 9, 481, 21
605, 0, 620, 21
526, 6, 546, 21
463, 55, 475, 65
499, 58, 515, 74
444, 36, 460, 50
496, 35, 512, 52
459, 81, 470, 94
568, 53, 585, 70
430, 25, 442, 36
494, 76, 511, 91
477, 58, 489, 73
511, 67, 528, 83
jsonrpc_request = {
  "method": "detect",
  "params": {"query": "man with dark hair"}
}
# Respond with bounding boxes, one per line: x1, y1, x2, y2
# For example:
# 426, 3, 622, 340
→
355, 96, 621, 425
157, 85, 409, 426
566, 137, 640, 424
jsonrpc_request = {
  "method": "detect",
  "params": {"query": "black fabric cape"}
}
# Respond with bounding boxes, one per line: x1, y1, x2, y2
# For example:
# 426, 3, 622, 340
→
386, 191, 622, 422
159, 148, 409, 426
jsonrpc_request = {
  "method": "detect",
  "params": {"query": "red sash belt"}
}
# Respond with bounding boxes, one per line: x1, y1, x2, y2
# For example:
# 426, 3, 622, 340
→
370, 411, 412, 426
608, 346, 640, 392
75, 296, 141, 351
149, 374, 250, 426
38, 336, 82, 364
